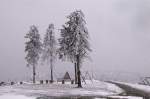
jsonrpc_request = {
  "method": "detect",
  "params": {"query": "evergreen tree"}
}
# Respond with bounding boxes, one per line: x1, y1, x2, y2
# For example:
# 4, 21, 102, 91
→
42, 24, 56, 82
25, 25, 42, 83
59, 10, 91, 87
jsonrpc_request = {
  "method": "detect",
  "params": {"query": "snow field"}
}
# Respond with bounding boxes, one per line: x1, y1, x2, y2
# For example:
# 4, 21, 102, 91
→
0, 80, 124, 98
0, 94, 35, 99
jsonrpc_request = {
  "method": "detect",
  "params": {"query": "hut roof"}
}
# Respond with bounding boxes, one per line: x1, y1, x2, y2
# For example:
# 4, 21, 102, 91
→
63, 72, 71, 80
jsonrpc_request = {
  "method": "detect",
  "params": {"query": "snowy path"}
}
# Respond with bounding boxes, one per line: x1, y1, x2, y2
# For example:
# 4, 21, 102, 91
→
108, 81, 150, 98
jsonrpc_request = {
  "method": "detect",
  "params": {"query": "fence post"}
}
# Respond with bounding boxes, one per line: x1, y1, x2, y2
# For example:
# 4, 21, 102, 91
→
62, 80, 65, 84
46, 80, 48, 84
40, 80, 43, 84
71, 80, 74, 84
20, 82, 23, 84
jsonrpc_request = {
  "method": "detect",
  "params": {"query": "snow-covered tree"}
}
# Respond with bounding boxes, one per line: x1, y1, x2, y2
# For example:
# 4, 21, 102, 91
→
59, 10, 91, 87
42, 24, 56, 82
25, 25, 42, 83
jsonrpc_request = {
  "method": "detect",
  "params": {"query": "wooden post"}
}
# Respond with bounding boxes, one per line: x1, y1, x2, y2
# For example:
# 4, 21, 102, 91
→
40, 80, 43, 84
46, 80, 49, 84
62, 80, 65, 84
20, 82, 23, 84
71, 80, 74, 84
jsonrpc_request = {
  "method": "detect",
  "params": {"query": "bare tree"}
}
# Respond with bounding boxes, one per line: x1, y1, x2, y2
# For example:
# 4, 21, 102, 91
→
59, 10, 91, 87
42, 24, 56, 82
25, 25, 42, 83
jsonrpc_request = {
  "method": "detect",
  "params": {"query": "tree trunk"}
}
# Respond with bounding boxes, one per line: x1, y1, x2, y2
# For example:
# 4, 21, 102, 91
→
74, 62, 78, 84
33, 64, 36, 83
50, 58, 53, 82
76, 55, 82, 88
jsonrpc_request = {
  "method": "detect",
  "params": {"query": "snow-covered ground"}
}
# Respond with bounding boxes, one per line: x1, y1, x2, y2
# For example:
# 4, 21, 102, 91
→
96, 95, 143, 99
0, 80, 123, 98
0, 80, 143, 99
0, 94, 35, 99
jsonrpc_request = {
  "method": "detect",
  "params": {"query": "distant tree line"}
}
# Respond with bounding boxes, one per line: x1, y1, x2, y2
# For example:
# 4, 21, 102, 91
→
25, 10, 91, 88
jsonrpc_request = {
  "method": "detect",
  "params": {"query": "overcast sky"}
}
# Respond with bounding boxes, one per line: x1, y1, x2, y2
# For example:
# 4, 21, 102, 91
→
0, 0, 150, 81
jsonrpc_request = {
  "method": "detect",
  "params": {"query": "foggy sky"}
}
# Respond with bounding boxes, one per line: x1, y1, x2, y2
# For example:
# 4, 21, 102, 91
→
0, 0, 150, 81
